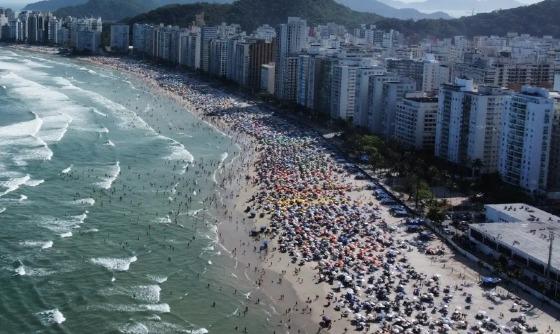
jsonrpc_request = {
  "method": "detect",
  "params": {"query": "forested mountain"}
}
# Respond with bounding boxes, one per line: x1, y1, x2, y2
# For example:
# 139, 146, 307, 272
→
336, 0, 451, 20
375, 0, 560, 38
24, 0, 88, 11
129, 0, 560, 39
129, 0, 385, 31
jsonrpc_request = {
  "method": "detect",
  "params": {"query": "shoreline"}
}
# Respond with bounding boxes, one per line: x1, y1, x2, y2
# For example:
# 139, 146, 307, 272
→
80, 55, 322, 333
9, 45, 560, 333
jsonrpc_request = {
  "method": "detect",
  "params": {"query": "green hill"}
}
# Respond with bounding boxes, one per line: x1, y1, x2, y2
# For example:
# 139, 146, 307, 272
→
55, 0, 158, 21
127, 0, 560, 38
375, 0, 560, 38
53, 0, 232, 22
128, 0, 384, 31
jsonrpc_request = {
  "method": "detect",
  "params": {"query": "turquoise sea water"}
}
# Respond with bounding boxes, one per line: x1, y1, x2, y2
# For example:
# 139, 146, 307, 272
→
0, 47, 275, 334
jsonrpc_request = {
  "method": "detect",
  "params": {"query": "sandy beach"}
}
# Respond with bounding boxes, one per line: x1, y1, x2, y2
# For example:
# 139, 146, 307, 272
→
11, 45, 560, 333
83, 55, 560, 334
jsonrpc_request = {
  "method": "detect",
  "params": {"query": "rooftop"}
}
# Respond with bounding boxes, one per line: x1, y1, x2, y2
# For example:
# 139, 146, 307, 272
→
485, 203, 560, 224
471, 222, 560, 272
404, 96, 438, 103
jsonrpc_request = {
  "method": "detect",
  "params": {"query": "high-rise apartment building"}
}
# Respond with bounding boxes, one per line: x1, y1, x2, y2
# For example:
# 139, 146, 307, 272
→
499, 86, 556, 193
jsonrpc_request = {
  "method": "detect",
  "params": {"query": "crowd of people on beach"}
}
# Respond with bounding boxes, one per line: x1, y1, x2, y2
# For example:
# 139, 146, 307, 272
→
87, 56, 552, 334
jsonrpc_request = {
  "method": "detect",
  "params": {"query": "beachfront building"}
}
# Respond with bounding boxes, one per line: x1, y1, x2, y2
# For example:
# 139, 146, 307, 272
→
132, 23, 146, 54
209, 38, 229, 78
380, 79, 417, 138
386, 56, 450, 94
200, 26, 218, 72
367, 73, 400, 134
261, 63, 275, 95
7, 18, 22, 41
499, 87, 557, 193
547, 100, 560, 198
353, 66, 386, 129
243, 38, 275, 91
296, 54, 316, 110
435, 79, 510, 174
435, 78, 477, 164
275, 17, 308, 102
453, 58, 556, 91
110, 24, 129, 53
394, 96, 439, 151
330, 59, 360, 121
484, 203, 560, 223
468, 221, 560, 294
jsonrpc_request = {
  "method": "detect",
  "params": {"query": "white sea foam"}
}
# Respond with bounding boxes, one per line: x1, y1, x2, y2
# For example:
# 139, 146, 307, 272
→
20, 240, 53, 249
119, 322, 149, 334
0, 174, 44, 198
22, 59, 53, 69
160, 136, 194, 164
61, 165, 73, 174
0, 174, 30, 197
52, 76, 73, 87
40, 211, 88, 233
90, 303, 170, 313
91, 108, 107, 117
0, 208, 6, 214
147, 274, 168, 284
35, 309, 66, 326
220, 152, 228, 163
100, 284, 162, 303
105, 140, 115, 147
18, 194, 28, 202
12, 265, 55, 277
0, 114, 54, 165
132, 285, 162, 303
70, 198, 95, 206
90, 256, 137, 271
14, 264, 26, 276
97, 161, 120, 190
155, 215, 172, 224
60, 232, 73, 238
0, 72, 81, 165
25, 179, 44, 187
212, 152, 229, 184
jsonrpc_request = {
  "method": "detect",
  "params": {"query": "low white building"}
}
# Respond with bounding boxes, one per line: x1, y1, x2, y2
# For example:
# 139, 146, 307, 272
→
484, 203, 560, 223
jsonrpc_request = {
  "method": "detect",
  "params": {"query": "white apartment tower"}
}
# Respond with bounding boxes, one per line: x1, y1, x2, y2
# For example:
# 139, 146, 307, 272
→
110, 24, 129, 52
275, 17, 307, 102
499, 86, 556, 193
435, 78, 476, 164
381, 79, 416, 138
436, 78, 509, 173
354, 66, 386, 129
465, 86, 510, 173
394, 96, 439, 151
331, 61, 359, 121
367, 73, 400, 134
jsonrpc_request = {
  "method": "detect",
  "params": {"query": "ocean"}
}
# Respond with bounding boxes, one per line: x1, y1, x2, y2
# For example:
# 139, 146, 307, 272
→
0, 47, 276, 333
